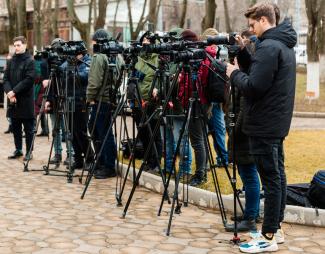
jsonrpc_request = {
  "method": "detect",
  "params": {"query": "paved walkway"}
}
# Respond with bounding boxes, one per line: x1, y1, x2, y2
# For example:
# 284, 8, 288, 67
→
1, 109, 325, 253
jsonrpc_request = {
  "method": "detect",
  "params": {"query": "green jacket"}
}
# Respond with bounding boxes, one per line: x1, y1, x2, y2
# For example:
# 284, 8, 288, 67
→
87, 53, 123, 103
135, 53, 159, 101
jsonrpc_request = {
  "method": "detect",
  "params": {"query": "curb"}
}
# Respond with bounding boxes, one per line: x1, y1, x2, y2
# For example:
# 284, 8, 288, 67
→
120, 164, 325, 227
293, 111, 325, 118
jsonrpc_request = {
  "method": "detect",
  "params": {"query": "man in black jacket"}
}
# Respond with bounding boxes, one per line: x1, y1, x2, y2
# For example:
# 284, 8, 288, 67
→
4, 36, 35, 161
226, 3, 296, 253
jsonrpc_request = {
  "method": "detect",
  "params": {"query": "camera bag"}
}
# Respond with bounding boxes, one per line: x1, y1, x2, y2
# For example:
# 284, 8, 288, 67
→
307, 170, 325, 209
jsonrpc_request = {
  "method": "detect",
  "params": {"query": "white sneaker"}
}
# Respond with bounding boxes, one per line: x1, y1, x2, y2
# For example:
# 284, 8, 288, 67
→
239, 234, 278, 253
275, 228, 285, 244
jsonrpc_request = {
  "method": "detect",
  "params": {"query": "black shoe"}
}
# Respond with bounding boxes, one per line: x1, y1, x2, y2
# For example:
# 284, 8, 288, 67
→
68, 161, 83, 170
8, 150, 23, 159
4, 125, 12, 134
94, 169, 117, 179
189, 173, 207, 187
225, 219, 257, 232
23, 153, 33, 161
36, 132, 49, 137
63, 156, 74, 166
231, 215, 262, 223
49, 154, 62, 164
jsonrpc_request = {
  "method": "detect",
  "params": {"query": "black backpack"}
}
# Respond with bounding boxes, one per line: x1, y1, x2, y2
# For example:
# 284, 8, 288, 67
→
307, 170, 325, 209
205, 54, 230, 104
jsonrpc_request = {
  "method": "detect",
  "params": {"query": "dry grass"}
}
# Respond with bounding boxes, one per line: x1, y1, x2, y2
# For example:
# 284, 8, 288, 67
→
120, 130, 325, 195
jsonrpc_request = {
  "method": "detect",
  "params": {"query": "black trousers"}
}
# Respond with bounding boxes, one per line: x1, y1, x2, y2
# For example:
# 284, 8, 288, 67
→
11, 117, 35, 154
133, 106, 162, 168
249, 137, 286, 234
72, 108, 92, 163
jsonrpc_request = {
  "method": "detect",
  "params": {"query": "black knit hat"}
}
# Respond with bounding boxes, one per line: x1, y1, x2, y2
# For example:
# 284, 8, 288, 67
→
181, 29, 199, 42
92, 29, 112, 41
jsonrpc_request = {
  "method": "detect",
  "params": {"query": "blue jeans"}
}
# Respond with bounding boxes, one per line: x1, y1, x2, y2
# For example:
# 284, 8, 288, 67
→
88, 103, 116, 170
165, 117, 192, 174
237, 163, 260, 221
50, 114, 73, 156
208, 103, 228, 164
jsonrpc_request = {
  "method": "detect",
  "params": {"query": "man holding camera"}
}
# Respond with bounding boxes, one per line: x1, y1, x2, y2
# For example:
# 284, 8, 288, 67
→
87, 29, 118, 179
4, 36, 35, 161
226, 3, 296, 253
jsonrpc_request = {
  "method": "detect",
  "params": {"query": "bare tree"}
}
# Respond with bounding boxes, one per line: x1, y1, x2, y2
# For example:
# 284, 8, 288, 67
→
127, 0, 148, 40
113, 0, 121, 35
201, 0, 216, 32
318, 2, 325, 83
66, 0, 94, 48
305, 0, 323, 98
223, 0, 232, 32
179, 0, 188, 28
147, 0, 162, 29
16, 0, 27, 37
6, 0, 17, 41
52, 0, 59, 38
94, 0, 108, 30
33, 0, 43, 50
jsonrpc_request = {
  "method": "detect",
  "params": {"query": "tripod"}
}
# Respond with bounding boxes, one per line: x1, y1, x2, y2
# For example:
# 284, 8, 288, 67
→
41, 57, 81, 183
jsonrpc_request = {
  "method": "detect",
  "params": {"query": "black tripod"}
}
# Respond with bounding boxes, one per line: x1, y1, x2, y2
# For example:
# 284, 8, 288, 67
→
42, 57, 81, 183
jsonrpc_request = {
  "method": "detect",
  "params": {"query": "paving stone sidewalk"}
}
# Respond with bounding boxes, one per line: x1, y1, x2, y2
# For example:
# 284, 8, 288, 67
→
1, 109, 325, 254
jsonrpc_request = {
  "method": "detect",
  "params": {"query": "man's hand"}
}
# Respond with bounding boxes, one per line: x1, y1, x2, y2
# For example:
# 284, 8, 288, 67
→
9, 96, 16, 104
87, 100, 96, 105
235, 35, 246, 50
7, 91, 15, 99
226, 58, 240, 78
42, 79, 50, 88
152, 88, 158, 99
45, 101, 51, 112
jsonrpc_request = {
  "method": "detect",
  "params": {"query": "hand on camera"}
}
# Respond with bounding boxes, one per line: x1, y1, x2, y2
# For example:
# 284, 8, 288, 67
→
42, 79, 50, 88
226, 57, 239, 78
7, 90, 15, 99
45, 101, 51, 112
235, 35, 246, 50
152, 88, 158, 99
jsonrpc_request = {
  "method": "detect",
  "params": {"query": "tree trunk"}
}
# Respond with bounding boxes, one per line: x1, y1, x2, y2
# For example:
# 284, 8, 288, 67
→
318, 2, 325, 83
127, 0, 148, 40
147, 0, 160, 30
201, 0, 216, 32
113, 0, 121, 35
52, 0, 59, 38
33, 0, 42, 50
6, 0, 17, 42
16, 0, 27, 37
179, 0, 188, 28
66, 0, 92, 48
94, 0, 108, 31
223, 0, 232, 32
305, 0, 320, 98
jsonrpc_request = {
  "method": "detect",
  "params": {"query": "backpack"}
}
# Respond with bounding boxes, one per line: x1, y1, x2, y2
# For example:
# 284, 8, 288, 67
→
286, 183, 311, 207
307, 170, 325, 209
205, 54, 230, 104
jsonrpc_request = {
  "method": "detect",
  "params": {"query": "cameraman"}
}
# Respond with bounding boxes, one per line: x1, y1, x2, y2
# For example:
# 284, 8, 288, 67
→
43, 38, 74, 165
59, 45, 92, 170
4, 36, 35, 161
226, 3, 296, 253
87, 29, 119, 179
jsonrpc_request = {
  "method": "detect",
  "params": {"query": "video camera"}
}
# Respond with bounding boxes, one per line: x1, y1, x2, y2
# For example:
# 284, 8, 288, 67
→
93, 38, 124, 55
56, 40, 87, 56
36, 46, 63, 67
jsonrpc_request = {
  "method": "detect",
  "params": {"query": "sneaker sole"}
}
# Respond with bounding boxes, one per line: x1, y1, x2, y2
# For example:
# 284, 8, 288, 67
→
240, 245, 278, 253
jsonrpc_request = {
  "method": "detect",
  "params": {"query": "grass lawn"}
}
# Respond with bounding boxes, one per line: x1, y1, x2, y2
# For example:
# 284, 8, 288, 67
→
120, 130, 325, 195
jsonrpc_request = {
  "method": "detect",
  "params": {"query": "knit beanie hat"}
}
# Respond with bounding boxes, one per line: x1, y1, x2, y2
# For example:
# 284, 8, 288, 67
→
169, 27, 184, 37
200, 28, 219, 40
92, 29, 112, 41
181, 29, 199, 42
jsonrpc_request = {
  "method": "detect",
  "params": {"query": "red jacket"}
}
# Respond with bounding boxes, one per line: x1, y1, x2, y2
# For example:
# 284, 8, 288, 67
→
177, 46, 216, 108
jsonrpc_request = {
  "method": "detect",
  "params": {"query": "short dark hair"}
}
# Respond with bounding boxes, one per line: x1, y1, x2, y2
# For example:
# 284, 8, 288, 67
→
244, 3, 276, 25
13, 36, 27, 44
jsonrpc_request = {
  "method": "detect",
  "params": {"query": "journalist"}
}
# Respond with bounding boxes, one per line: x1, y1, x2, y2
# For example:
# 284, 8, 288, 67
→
226, 3, 296, 253
4, 36, 35, 161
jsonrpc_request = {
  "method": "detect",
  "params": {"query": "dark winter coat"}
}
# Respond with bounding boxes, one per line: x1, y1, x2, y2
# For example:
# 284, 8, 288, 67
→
3, 52, 35, 119
230, 19, 297, 138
